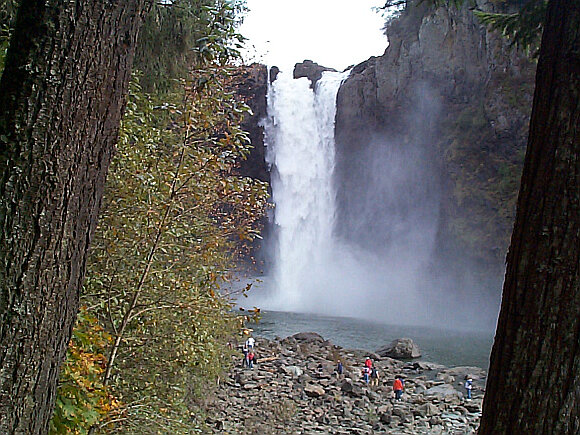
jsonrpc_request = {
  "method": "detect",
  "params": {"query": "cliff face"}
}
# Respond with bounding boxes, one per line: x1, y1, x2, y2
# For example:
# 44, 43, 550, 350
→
233, 63, 269, 183
334, 1, 535, 291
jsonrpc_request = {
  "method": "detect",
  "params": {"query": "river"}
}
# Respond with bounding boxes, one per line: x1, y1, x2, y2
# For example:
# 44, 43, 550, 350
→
249, 310, 494, 370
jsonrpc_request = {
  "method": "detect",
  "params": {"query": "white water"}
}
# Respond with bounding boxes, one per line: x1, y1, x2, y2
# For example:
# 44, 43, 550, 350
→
264, 70, 347, 311
252, 69, 494, 330
257, 69, 438, 324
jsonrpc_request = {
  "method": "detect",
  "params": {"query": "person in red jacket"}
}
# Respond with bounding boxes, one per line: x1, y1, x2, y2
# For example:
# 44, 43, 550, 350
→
365, 357, 372, 369
393, 376, 404, 400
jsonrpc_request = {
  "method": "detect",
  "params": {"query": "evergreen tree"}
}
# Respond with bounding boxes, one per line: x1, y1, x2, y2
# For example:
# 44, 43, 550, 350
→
479, 0, 580, 432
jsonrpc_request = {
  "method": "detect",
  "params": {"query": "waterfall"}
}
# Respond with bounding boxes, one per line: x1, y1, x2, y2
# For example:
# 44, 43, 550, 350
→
261, 70, 436, 324
264, 70, 348, 311
252, 67, 495, 330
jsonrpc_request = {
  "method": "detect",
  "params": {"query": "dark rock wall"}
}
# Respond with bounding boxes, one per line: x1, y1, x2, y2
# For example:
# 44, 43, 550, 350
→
293, 59, 337, 88
334, 0, 535, 294
232, 63, 270, 269
233, 63, 269, 183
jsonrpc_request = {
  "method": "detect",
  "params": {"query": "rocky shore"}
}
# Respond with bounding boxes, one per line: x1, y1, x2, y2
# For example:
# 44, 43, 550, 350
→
206, 332, 486, 434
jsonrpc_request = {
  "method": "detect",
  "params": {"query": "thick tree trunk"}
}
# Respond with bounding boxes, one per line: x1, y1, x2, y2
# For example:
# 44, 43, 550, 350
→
479, 0, 580, 433
0, 1, 148, 433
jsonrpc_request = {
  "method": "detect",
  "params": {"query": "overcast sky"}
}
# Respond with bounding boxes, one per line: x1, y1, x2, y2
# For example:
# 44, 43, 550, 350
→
239, 0, 388, 72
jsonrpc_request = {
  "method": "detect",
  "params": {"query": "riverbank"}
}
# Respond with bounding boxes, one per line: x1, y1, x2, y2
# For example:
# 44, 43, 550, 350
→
205, 332, 485, 433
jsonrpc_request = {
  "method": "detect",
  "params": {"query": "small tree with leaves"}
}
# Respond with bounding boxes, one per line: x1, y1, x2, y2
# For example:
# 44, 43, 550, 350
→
80, 67, 268, 431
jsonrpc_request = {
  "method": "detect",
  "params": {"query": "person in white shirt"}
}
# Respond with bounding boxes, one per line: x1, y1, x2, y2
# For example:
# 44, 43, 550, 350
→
464, 377, 473, 400
245, 336, 255, 350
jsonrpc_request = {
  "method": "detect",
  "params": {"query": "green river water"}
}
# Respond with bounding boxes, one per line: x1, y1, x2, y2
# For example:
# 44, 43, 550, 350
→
250, 310, 494, 369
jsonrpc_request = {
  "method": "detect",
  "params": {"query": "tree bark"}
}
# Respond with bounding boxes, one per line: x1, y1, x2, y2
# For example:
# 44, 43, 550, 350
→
0, 1, 148, 433
479, 0, 580, 433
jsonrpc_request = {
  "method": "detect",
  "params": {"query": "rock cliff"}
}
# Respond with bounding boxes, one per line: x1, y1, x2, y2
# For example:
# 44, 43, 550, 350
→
293, 59, 337, 88
232, 63, 269, 183
334, 0, 535, 295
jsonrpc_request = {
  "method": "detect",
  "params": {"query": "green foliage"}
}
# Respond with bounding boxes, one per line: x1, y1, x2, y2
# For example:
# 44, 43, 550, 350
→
47, 1, 260, 430
81, 66, 268, 432
474, 1, 547, 57
134, 0, 247, 93
50, 308, 117, 434
441, 101, 526, 262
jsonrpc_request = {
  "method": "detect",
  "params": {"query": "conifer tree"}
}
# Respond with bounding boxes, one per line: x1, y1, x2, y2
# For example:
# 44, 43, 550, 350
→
479, 0, 580, 432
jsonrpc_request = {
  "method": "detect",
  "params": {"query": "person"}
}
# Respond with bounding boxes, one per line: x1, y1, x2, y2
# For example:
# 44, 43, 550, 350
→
246, 336, 255, 351
393, 376, 404, 400
370, 366, 380, 387
365, 357, 372, 369
248, 351, 255, 369
362, 366, 370, 384
336, 360, 343, 378
464, 377, 473, 400
241, 343, 249, 368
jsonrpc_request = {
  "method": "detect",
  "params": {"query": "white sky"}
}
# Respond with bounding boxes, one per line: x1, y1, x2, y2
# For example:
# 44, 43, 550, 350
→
239, 0, 388, 72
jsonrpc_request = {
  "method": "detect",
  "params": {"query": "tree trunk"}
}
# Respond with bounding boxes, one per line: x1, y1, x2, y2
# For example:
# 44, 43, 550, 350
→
0, 1, 148, 433
479, 0, 580, 433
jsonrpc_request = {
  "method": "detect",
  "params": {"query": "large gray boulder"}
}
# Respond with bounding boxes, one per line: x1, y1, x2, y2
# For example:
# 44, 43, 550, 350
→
377, 338, 422, 359
424, 384, 463, 401
340, 379, 363, 397
291, 331, 325, 343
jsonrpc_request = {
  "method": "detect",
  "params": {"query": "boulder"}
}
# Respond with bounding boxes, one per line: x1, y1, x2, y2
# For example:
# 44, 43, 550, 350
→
424, 384, 463, 401
415, 402, 439, 417
291, 332, 325, 343
379, 412, 392, 424
436, 372, 455, 384
412, 361, 446, 371
304, 383, 325, 397
377, 403, 393, 415
438, 366, 487, 381
340, 379, 354, 393
281, 365, 303, 377
269, 66, 280, 83
377, 338, 422, 359
243, 383, 259, 390
464, 401, 482, 413
340, 379, 363, 397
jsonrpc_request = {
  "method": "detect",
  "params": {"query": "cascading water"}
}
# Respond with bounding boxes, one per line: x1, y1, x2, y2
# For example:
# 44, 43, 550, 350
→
264, 70, 348, 311
260, 68, 444, 324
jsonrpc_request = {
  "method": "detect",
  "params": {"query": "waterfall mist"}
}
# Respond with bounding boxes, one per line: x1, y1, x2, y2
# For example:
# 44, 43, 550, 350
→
253, 71, 498, 331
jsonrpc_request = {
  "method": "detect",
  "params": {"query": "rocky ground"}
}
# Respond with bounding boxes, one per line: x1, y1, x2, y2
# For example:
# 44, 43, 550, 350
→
206, 332, 486, 434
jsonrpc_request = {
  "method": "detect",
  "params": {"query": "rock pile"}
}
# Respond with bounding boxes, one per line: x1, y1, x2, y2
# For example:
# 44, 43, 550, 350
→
207, 333, 485, 434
